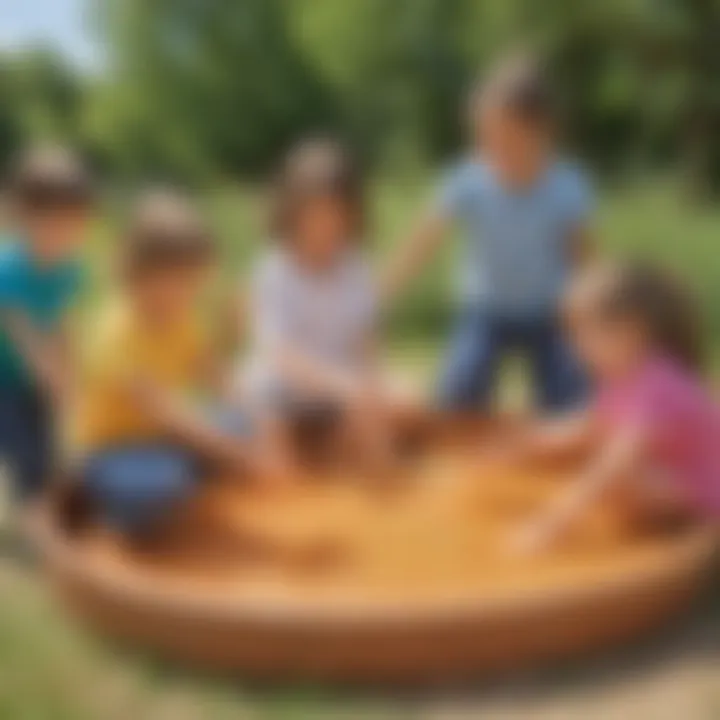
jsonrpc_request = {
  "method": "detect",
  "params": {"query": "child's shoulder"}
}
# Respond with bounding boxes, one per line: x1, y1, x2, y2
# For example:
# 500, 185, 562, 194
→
0, 237, 28, 272
86, 300, 203, 357
547, 157, 592, 190
0, 237, 83, 290
435, 156, 494, 212
631, 356, 712, 412
642, 355, 692, 384
442, 155, 492, 184
343, 250, 373, 282
90, 300, 133, 341
252, 247, 293, 286
0, 239, 31, 298
80, 301, 130, 368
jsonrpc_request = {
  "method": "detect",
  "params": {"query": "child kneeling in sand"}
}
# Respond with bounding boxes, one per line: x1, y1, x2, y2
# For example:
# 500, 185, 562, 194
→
513, 262, 720, 552
239, 139, 410, 477
75, 191, 257, 540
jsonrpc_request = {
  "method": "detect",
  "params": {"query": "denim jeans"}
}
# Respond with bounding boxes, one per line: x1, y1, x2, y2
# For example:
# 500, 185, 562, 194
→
83, 408, 251, 537
438, 310, 585, 412
0, 384, 53, 502
83, 445, 200, 536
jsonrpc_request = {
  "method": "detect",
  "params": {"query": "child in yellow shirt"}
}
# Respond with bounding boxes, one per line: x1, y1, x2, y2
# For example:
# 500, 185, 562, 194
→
76, 191, 251, 539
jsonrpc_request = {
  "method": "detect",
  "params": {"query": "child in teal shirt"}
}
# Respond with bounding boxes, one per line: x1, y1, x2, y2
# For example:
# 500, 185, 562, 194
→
0, 147, 93, 502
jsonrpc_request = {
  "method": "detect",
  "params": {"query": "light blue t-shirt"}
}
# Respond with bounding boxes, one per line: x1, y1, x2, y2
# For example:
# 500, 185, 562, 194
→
437, 157, 593, 315
0, 239, 83, 388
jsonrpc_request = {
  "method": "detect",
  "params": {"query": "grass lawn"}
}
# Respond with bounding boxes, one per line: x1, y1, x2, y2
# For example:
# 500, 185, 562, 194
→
2, 179, 720, 718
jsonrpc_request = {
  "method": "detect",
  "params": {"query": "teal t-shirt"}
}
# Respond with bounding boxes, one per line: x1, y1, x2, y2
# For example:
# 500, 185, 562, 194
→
0, 239, 83, 388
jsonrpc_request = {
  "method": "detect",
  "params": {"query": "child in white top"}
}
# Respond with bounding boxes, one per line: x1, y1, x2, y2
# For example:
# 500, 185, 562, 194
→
241, 139, 395, 476
246, 246, 376, 405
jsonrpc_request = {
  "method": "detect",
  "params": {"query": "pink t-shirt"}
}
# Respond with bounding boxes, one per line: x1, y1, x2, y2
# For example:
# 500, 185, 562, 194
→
596, 356, 720, 517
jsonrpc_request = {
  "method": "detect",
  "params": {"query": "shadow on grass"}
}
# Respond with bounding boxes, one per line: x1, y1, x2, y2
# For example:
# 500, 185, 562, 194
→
97, 570, 720, 717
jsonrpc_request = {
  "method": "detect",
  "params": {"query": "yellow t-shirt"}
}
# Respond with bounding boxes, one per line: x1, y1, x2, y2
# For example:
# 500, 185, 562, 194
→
75, 302, 208, 451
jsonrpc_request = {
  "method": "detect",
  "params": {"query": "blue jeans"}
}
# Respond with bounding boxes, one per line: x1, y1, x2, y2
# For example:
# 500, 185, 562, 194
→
83, 445, 200, 537
0, 385, 53, 502
438, 310, 585, 412
83, 409, 251, 537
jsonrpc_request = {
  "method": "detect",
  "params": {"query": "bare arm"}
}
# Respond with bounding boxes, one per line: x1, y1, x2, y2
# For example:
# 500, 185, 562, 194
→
523, 408, 597, 460
3, 312, 72, 405
268, 338, 365, 401
568, 224, 595, 268
512, 424, 646, 553
124, 376, 250, 470
380, 212, 448, 303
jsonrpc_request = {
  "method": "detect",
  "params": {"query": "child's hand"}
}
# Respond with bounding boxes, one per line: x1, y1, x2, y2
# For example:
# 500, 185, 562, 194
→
505, 517, 559, 556
334, 371, 367, 404
479, 437, 522, 469
220, 448, 292, 492
247, 452, 296, 491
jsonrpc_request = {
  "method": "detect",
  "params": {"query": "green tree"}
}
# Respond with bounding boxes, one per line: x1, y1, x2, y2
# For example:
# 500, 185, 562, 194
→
89, 0, 332, 180
0, 49, 85, 170
79, 0, 720, 192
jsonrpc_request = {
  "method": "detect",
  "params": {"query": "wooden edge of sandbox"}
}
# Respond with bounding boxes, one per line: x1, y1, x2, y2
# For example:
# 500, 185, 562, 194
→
36, 501, 719, 629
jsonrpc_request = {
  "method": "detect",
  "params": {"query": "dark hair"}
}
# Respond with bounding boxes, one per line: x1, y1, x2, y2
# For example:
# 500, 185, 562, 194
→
270, 138, 365, 241
122, 190, 215, 279
473, 52, 556, 128
7, 145, 94, 214
595, 263, 704, 372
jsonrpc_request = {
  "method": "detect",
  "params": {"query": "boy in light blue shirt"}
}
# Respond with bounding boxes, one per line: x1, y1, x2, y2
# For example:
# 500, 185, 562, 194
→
385, 55, 593, 410
0, 147, 93, 502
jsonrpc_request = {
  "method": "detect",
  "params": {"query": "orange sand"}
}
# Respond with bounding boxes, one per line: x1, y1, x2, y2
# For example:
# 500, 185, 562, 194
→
76, 435, 691, 606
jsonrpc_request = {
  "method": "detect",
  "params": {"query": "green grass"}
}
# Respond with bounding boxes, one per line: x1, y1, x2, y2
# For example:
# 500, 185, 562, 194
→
3, 178, 720, 718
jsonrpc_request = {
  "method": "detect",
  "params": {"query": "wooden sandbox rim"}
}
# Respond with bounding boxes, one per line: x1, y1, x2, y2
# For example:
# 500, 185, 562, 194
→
37, 499, 720, 684
38, 508, 716, 625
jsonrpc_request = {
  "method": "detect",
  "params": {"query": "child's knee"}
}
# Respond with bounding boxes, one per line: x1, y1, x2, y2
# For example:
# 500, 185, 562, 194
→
437, 366, 490, 411
83, 447, 198, 536
437, 326, 496, 410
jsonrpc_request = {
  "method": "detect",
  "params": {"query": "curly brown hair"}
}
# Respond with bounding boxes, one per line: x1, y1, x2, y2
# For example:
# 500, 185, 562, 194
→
575, 262, 705, 372
270, 138, 365, 242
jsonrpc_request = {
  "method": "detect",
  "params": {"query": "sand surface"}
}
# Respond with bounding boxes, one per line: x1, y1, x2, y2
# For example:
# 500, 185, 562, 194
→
75, 441, 692, 607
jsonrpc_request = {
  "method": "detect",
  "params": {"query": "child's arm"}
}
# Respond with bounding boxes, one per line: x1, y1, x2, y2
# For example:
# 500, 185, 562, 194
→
195, 317, 238, 401
271, 340, 364, 401
511, 423, 646, 553
2, 311, 72, 405
565, 169, 595, 268
123, 375, 252, 472
483, 409, 595, 469
522, 409, 597, 460
568, 225, 595, 268
380, 212, 449, 303
382, 164, 472, 303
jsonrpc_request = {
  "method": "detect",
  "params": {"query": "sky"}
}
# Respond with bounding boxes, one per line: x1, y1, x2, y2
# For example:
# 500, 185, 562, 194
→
0, 0, 99, 70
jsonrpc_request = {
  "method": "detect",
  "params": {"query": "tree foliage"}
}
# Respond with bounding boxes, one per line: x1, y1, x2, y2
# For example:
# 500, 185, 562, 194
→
0, 49, 84, 171
2, 0, 720, 189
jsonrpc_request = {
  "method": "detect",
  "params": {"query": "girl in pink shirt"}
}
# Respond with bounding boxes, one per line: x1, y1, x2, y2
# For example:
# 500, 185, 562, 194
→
514, 262, 720, 552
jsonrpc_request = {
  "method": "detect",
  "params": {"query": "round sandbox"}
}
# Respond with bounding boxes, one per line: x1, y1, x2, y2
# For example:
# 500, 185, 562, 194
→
40, 423, 717, 683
